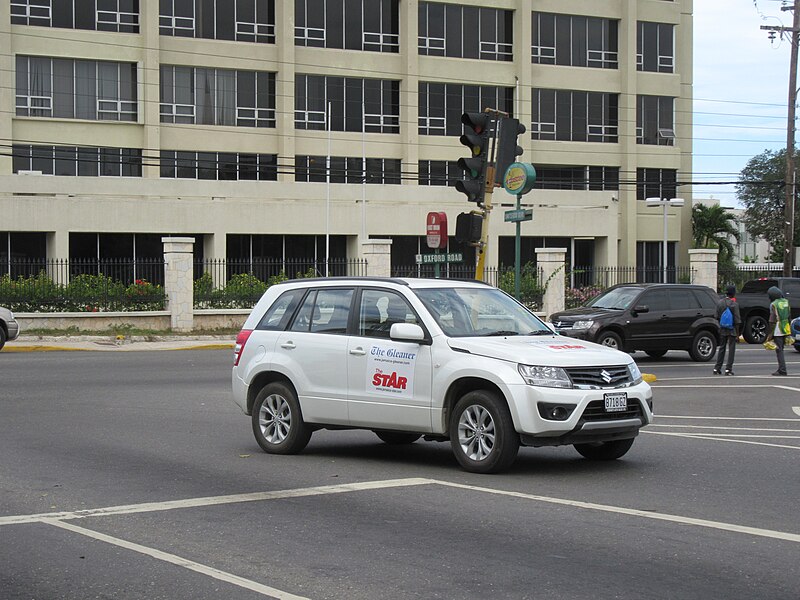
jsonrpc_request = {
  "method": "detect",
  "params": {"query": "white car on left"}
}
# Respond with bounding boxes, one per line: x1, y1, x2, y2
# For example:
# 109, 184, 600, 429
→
0, 307, 20, 351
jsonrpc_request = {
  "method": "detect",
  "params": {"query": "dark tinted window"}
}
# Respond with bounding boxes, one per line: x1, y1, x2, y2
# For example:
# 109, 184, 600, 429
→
782, 280, 800, 296
740, 279, 776, 294
257, 289, 303, 330
640, 290, 669, 311
669, 288, 700, 310
692, 289, 717, 310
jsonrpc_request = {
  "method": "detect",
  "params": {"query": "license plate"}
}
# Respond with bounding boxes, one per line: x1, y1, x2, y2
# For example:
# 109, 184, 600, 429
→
604, 392, 628, 412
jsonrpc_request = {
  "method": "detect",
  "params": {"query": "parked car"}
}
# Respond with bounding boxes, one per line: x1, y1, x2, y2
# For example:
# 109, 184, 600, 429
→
731, 277, 800, 344
791, 316, 800, 353
231, 277, 653, 474
0, 307, 20, 350
549, 283, 720, 361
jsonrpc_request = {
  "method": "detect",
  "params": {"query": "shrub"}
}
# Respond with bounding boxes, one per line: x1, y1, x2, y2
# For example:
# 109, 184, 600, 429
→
498, 263, 544, 310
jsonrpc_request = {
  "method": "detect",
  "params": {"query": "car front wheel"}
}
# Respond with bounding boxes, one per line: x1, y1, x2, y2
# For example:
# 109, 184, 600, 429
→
450, 390, 519, 474
689, 330, 717, 362
743, 315, 768, 344
574, 438, 635, 460
251, 382, 312, 455
596, 331, 623, 351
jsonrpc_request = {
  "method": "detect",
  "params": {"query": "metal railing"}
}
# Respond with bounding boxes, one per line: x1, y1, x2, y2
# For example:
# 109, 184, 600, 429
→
565, 265, 695, 309
194, 258, 368, 308
0, 258, 166, 312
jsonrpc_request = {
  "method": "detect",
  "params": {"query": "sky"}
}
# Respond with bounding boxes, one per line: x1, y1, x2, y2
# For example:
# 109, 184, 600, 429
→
692, 0, 795, 207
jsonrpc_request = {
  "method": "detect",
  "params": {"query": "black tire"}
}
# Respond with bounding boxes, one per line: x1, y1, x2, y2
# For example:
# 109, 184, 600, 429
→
743, 314, 768, 344
375, 431, 421, 445
645, 349, 667, 359
689, 330, 717, 362
449, 390, 519, 474
596, 330, 623, 351
574, 437, 635, 460
0, 327, 6, 351
251, 382, 312, 455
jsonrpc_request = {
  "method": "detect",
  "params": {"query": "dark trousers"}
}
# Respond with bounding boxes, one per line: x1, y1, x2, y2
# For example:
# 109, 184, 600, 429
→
774, 336, 787, 375
714, 331, 737, 372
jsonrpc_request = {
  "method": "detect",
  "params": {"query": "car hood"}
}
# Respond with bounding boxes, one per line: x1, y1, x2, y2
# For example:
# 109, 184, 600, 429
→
447, 335, 631, 367
549, 307, 623, 322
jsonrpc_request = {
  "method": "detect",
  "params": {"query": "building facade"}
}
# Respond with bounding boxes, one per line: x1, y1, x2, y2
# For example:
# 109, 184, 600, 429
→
1, 0, 693, 276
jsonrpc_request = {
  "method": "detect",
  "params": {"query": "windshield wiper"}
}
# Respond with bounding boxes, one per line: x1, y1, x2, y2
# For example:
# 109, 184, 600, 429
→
482, 330, 520, 336
527, 330, 554, 336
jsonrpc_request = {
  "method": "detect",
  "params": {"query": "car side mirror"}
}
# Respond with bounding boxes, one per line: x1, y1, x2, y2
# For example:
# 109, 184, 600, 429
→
390, 323, 431, 345
632, 304, 649, 315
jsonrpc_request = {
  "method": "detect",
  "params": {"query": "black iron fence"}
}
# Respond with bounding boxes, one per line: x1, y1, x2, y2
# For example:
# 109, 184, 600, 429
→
565, 265, 695, 309
0, 258, 166, 312
194, 258, 369, 308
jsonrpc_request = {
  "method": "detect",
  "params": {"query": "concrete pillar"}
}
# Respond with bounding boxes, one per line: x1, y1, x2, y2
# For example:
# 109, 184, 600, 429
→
362, 239, 392, 278
689, 248, 719, 291
536, 247, 567, 319
163, 237, 195, 332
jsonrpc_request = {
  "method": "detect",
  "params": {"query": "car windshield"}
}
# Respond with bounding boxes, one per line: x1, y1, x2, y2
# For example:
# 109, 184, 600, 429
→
586, 286, 641, 310
414, 286, 552, 337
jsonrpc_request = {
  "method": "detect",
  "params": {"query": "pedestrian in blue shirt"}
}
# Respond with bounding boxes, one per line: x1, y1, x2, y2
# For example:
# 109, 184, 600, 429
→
713, 284, 741, 375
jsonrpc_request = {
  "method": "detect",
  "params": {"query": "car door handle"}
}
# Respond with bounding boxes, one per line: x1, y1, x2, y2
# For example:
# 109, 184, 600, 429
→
280, 341, 296, 350
349, 347, 366, 356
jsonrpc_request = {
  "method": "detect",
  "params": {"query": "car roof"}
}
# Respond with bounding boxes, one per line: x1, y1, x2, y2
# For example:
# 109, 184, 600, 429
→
270, 277, 493, 290
607, 283, 710, 290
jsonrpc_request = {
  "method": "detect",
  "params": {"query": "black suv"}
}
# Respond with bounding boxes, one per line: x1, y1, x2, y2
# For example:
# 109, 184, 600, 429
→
549, 283, 720, 361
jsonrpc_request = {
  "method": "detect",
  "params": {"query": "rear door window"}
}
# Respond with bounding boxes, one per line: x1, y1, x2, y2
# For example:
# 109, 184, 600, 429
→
692, 288, 717, 309
669, 288, 700, 310
289, 288, 354, 334
257, 289, 304, 330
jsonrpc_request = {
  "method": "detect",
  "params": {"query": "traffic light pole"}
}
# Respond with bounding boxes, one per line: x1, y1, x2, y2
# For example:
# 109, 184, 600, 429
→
474, 166, 496, 281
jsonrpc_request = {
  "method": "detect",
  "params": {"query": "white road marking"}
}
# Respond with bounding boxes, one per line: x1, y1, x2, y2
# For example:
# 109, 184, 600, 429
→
644, 430, 800, 450
436, 481, 800, 544
794, 407, 800, 416
44, 519, 308, 600
0, 478, 434, 527
650, 424, 800, 432
657, 415, 800, 421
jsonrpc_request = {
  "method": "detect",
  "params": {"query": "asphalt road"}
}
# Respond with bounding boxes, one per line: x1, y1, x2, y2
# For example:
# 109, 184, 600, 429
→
1, 346, 798, 599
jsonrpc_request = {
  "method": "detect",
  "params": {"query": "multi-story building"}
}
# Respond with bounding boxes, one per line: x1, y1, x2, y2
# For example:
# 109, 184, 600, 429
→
1, 0, 693, 276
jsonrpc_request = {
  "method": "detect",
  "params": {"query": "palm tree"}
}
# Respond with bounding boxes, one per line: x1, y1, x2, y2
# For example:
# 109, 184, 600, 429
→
691, 204, 740, 263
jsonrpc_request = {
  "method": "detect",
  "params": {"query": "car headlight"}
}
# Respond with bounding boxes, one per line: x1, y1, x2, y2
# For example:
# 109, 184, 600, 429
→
572, 320, 594, 330
627, 362, 643, 385
518, 365, 572, 388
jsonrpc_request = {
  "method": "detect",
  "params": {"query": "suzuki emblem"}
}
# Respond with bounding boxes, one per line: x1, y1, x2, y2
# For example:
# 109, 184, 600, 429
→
600, 369, 613, 383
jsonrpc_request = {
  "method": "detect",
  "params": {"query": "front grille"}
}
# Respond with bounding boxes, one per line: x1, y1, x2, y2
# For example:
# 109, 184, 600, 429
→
581, 399, 643, 422
565, 365, 631, 388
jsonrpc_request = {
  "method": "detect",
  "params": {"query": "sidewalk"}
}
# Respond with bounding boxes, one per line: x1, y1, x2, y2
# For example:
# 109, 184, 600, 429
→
3, 334, 235, 352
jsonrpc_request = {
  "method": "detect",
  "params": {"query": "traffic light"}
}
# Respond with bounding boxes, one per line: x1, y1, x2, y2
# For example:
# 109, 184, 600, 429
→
455, 212, 483, 243
455, 112, 494, 206
494, 117, 526, 185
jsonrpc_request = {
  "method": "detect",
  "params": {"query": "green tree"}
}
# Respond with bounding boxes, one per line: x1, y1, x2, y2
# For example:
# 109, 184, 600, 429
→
691, 203, 740, 264
736, 147, 799, 247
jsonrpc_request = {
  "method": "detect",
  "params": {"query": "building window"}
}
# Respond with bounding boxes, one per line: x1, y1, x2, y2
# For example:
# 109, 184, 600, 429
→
637, 21, 674, 73
295, 156, 401, 184
295, 75, 400, 133
159, 66, 276, 127
636, 168, 677, 200
0, 232, 48, 275
11, 0, 139, 32
531, 89, 618, 143
637, 95, 675, 146
159, 0, 275, 43
295, 0, 398, 53
418, 82, 514, 136
532, 165, 619, 191
531, 12, 618, 69
418, 2, 512, 61
159, 151, 277, 180
13, 145, 142, 177
15, 56, 137, 121
418, 160, 463, 186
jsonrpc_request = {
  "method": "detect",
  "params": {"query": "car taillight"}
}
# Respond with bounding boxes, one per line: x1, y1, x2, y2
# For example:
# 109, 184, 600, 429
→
233, 329, 253, 366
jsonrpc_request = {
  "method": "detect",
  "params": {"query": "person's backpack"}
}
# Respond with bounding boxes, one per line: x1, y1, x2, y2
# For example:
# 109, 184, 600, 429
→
720, 306, 734, 328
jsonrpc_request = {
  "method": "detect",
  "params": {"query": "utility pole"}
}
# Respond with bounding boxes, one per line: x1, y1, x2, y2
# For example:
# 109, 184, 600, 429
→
762, 0, 800, 276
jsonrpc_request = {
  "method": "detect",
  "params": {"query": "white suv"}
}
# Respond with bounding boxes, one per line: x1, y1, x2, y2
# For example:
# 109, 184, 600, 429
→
232, 278, 653, 473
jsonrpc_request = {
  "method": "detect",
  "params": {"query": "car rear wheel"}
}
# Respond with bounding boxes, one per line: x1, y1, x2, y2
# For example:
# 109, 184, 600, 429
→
375, 431, 421, 445
574, 438, 635, 460
743, 315, 768, 344
689, 330, 717, 362
596, 331, 623, 351
450, 390, 519, 474
251, 382, 312, 455
0, 327, 6, 351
